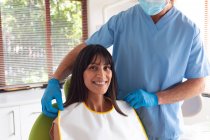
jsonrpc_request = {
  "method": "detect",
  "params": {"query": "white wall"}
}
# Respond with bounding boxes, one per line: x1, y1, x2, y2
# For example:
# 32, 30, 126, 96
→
87, 0, 138, 53
87, 0, 138, 36
87, 0, 118, 36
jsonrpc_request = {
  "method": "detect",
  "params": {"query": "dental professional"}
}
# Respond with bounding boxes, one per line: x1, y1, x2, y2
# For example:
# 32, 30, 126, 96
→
41, 0, 210, 139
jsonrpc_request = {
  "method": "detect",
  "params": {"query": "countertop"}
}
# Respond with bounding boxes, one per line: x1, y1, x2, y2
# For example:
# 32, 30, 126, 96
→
0, 88, 45, 108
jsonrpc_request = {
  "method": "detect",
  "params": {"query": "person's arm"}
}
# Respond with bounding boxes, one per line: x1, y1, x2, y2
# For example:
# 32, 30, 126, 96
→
157, 78, 205, 104
124, 78, 206, 108
53, 43, 87, 81
41, 43, 86, 118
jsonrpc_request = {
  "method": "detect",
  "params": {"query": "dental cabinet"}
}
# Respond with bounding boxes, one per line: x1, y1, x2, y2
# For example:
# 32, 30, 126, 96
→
0, 89, 43, 140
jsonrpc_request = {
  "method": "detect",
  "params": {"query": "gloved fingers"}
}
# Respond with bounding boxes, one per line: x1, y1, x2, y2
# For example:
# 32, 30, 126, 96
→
41, 96, 57, 118
42, 105, 57, 118
124, 96, 136, 107
42, 100, 57, 118
55, 96, 64, 111
129, 99, 137, 107
124, 94, 136, 103
44, 99, 59, 113
133, 102, 141, 109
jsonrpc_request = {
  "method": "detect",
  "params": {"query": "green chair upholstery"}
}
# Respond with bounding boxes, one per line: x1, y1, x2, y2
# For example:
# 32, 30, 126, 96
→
29, 78, 70, 140
29, 111, 55, 140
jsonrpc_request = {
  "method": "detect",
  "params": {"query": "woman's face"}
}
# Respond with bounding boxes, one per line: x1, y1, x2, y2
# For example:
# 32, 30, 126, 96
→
83, 55, 112, 97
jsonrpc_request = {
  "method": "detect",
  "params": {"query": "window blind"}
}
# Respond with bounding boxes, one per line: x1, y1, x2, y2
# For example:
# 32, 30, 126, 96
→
204, 0, 210, 92
0, 0, 87, 90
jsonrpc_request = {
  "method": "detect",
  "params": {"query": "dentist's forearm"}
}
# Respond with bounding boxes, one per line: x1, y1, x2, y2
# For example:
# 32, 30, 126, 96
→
157, 78, 205, 104
53, 43, 86, 81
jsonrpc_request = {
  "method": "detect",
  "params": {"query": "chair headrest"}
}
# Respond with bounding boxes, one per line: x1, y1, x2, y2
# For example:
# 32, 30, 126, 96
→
181, 95, 202, 117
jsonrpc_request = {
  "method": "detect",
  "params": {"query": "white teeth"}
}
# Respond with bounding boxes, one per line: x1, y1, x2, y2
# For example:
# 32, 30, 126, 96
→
94, 81, 106, 85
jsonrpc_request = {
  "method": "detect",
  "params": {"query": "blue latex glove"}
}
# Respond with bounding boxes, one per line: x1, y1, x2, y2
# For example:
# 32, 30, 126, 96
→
124, 89, 158, 109
41, 78, 64, 118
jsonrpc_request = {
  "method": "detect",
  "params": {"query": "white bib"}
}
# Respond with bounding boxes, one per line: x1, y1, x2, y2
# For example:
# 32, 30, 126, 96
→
57, 101, 148, 140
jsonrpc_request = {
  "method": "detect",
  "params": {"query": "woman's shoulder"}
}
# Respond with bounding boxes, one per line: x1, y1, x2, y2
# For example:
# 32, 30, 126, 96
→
59, 102, 82, 116
116, 100, 134, 113
116, 100, 128, 106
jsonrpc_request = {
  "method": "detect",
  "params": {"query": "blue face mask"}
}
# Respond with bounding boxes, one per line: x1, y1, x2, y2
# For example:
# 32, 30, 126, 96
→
139, 0, 168, 16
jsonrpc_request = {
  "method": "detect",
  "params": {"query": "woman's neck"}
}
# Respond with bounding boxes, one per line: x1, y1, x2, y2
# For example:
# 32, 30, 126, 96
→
85, 95, 112, 112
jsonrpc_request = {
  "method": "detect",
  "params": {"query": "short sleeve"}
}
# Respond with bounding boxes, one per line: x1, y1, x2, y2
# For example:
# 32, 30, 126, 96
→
185, 31, 210, 78
85, 14, 122, 48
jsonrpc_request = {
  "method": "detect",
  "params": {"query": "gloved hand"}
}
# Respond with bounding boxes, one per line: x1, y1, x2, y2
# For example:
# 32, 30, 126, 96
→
41, 78, 64, 118
124, 89, 158, 109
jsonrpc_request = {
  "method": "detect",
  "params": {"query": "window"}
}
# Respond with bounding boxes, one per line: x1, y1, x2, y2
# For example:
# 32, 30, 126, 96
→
0, 0, 87, 90
176, 0, 210, 92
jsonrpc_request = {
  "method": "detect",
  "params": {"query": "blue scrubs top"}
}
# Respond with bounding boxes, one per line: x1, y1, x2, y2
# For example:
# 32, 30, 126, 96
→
86, 5, 210, 140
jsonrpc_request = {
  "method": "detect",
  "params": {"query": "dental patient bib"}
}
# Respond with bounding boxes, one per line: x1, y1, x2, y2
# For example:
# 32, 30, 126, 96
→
51, 101, 148, 140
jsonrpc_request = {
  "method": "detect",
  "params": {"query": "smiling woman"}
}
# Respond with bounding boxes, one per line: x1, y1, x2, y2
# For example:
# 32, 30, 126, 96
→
63, 44, 125, 116
83, 55, 113, 112
50, 45, 148, 140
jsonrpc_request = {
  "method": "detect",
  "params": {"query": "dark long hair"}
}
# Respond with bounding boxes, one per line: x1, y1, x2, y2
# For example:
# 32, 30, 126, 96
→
64, 44, 126, 116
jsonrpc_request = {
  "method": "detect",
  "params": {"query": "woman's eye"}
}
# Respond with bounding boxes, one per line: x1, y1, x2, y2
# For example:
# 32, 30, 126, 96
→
89, 66, 97, 70
104, 65, 111, 70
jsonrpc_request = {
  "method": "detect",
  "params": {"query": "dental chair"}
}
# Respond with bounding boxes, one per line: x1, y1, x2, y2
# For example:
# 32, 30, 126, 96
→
181, 95, 206, 140
28, 78, 71, 140
181, 95, 202, 117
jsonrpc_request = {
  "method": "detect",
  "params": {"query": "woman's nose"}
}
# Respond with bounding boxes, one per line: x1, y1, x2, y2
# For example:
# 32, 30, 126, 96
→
96, 68, 104, 77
